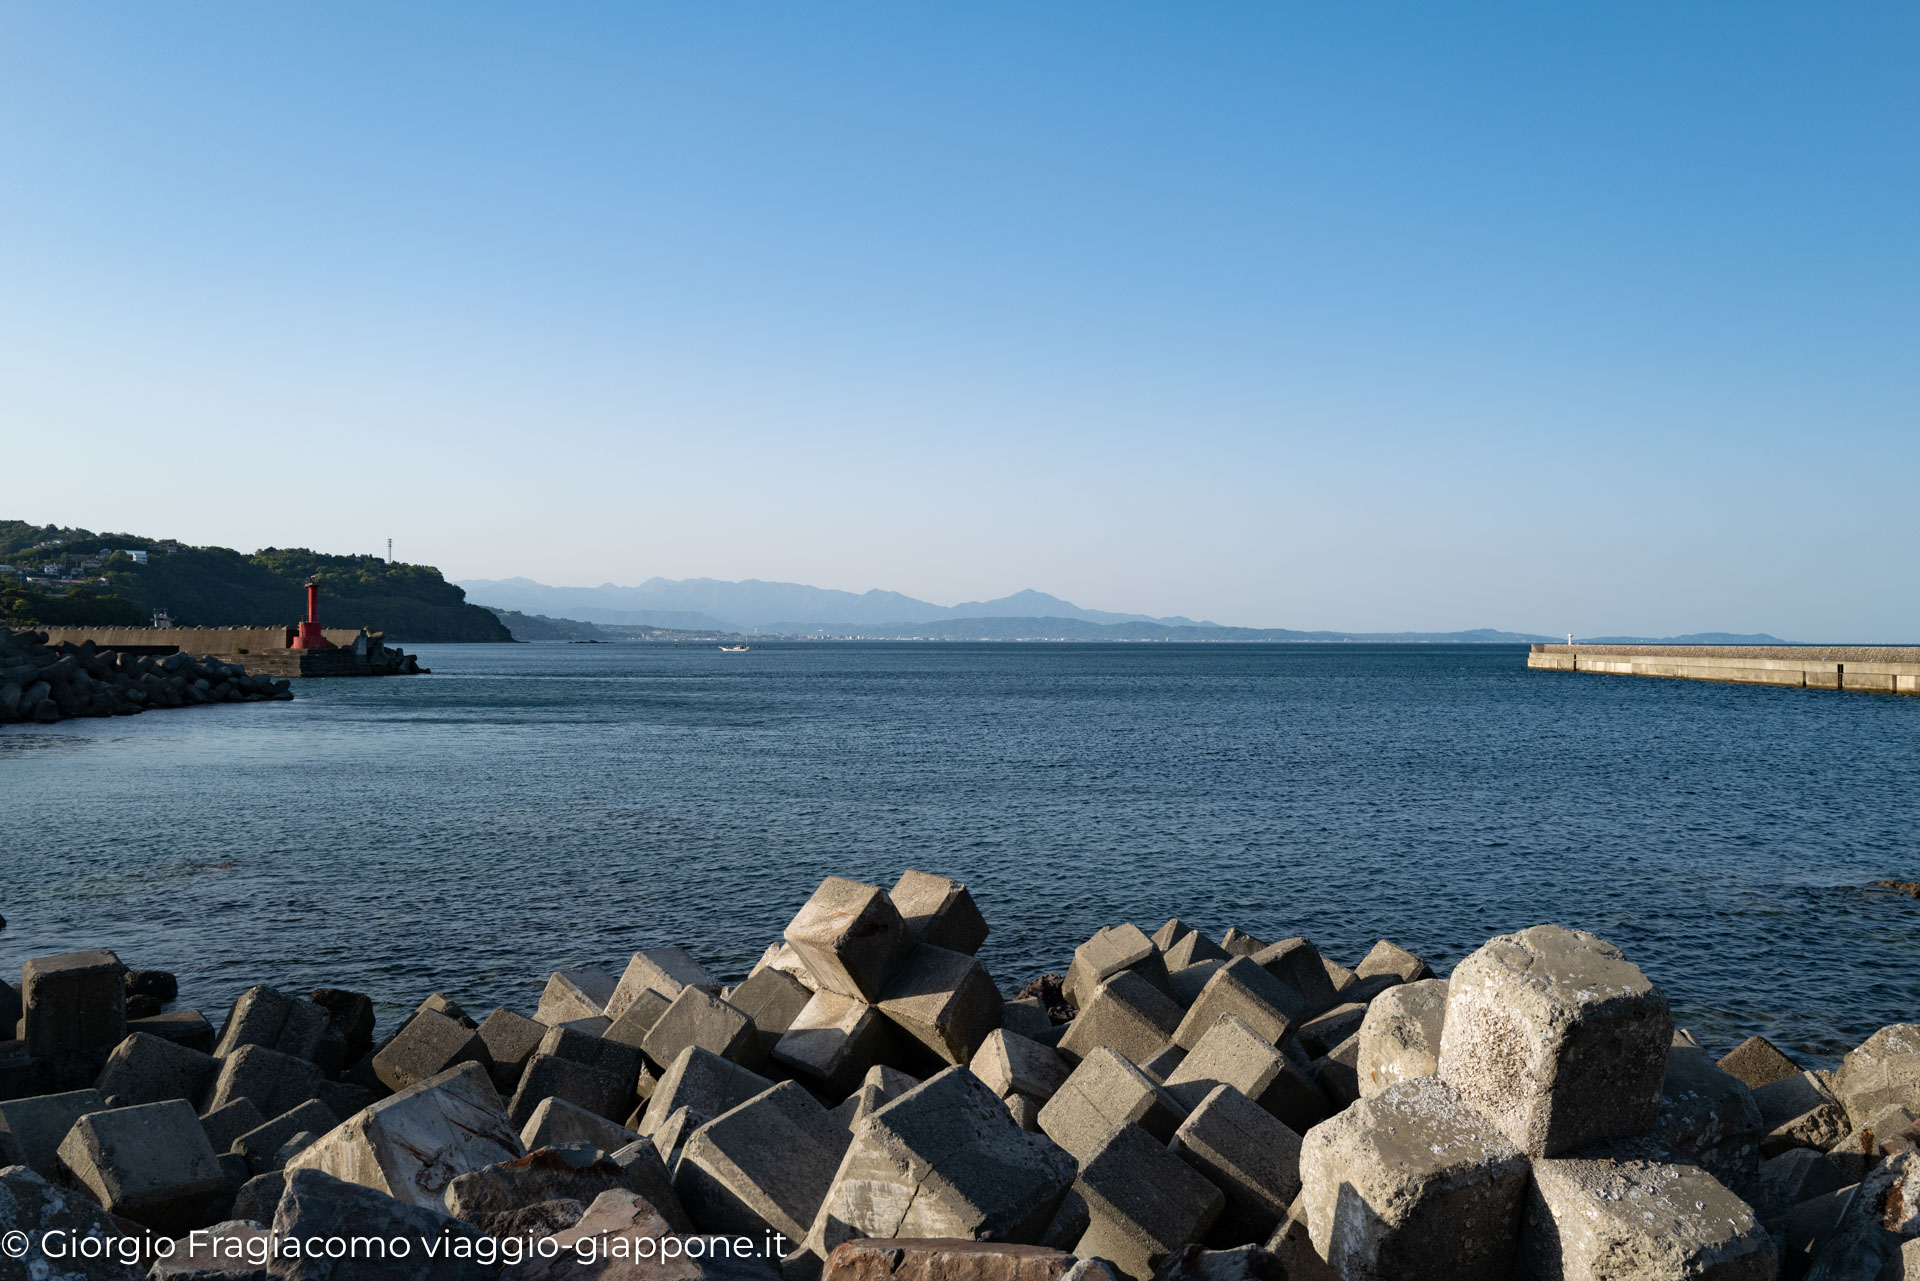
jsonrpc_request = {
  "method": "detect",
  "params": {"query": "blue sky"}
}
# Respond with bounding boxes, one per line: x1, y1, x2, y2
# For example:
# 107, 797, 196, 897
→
2, 4, 1913, 637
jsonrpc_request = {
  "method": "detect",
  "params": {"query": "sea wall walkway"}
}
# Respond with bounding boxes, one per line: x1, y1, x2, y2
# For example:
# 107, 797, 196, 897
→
1528, 643, 1920, 694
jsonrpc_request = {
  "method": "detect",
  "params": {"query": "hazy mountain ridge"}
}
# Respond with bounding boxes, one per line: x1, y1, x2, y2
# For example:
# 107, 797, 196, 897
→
461, 576, 1791, 644
458, 576, 1216, 631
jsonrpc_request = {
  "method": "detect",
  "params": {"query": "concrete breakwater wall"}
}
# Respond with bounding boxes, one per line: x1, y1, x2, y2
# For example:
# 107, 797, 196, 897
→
3, 870, 1918, 1280
37, 624, 428, 677
1529, 643, 1920, 694
38, 625, 369, 653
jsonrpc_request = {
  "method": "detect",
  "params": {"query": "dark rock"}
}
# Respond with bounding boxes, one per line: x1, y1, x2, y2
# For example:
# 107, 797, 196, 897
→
308, 987, 375, 1062
1015, 974, 1072, 1025
472, 1195, 587, 1242
126, 970, 180, 1001
125, 995, 165, 1019
271, 1166, 497, 1280
1869, 880, 1920, 899
0, 1163, 145, 1279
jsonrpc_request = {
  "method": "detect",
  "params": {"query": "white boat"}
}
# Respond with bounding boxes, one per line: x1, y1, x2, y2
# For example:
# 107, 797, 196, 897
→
718, 644, 750, 652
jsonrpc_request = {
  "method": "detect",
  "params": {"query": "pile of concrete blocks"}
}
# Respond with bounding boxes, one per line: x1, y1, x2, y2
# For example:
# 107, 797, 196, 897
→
4, 879, 1918, 1281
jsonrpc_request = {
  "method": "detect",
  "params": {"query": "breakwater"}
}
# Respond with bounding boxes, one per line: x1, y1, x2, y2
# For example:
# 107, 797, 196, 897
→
0, 628, 292, 724
2, 871, 1916, 1280
1529, 643, 1920, 694
36, 624, 429, 677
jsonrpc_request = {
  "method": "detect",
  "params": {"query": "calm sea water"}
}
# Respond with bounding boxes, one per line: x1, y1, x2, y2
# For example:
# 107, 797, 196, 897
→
4, 642, 1916, 1063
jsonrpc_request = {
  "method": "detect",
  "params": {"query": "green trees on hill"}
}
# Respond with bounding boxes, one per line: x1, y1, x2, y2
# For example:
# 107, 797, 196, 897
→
0, 520, 511, 642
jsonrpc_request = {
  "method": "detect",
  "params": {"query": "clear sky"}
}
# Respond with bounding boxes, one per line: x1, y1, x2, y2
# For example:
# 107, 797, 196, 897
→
2, 4, 1913, 638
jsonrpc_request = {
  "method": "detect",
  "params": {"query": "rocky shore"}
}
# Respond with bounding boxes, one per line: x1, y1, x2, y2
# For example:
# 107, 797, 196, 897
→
2, 872, 1915, 1280
0, 629, 293, 725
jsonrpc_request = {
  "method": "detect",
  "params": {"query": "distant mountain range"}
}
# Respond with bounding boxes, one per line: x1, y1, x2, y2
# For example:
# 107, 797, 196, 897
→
459, 575, 1789, 644
458, 577, 1219, 633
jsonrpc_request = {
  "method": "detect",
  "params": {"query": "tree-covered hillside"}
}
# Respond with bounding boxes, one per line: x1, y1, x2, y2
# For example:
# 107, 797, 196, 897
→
0, 521, 511, 642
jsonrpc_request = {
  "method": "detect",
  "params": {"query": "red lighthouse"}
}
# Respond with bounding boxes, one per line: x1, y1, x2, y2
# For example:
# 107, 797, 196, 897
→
292, 580, 333, 649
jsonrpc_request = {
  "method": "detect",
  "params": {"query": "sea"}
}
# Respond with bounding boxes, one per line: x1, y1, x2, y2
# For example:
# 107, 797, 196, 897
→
4, 642, 1916, 1063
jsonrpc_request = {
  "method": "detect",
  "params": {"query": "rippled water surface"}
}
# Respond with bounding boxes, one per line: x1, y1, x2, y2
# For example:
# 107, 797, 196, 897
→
5, 642, 1917, 1062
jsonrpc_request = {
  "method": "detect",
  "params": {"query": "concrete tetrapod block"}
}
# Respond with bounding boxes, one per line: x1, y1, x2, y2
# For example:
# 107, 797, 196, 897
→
0, 1086, 107, 1174
1437, 924, 1672, 1156
1311, 1036, 1361, 1111
1743, 1147, 1846, 1244
889, 870, 991, 955
785, 877, 919, 1003
151, 1219, 272, 1280
970, 1030, 1069, 1103
1249, 940, 1340, 1020
477, 1008, 549, 1096
1165, 931, 1231, 975
1141, 1042, 1188, 1084
775, 991, 898, 1099
1067, 1119, 1225, 1281
1167, 961, 1224, 1011
202, 1044, 324, 1122
1521, 1152, 1778, 1280
534, 967, 619, 1027
643, 986, 766, 1072
1164, 1014, 1330, 1137
830, 1066, 921, 1131
806, 1065, 1076, 1261
211, 986, 329, 1063
1293, 1002, 1367, 1058
730, 965, 817, 1060
1653, 1044, 1766, 1188
1753, 1071, 1852, 1156
1038, 1047, 1187, 1162
639, 1046, 775, 1138
1171, 959, 1305, 1053
1169, 1083, 1303, 1247
1152, 919, 1196, 952
603, 986, 673, 1055
272, 1166, 495, 1281
1064, 925, 1169, 1011
507, 1052, 632, 1128
128, 1010, 217, 1056
1355, 977, 1447, 1099
1058, 972, 1185, 1067
1352, 939, 1431, 984
820, 1238, 1075, 1281
1799, 1147, 1918, 1281
372, 1007, 495, 1093
1827, 1103, 1917, 1183
1297, 1076, 1529, 1281
676, 1080, 853, 1242
231, 1099, 337, 1174
0, 1164, 144, 1281
1219, 929, 1266, 958
649, 1103, 710, 1171
538, 1022, 644, 1085
285, 1060, 524, 1210
1320, 957, 1356, 998
21, 948, 127, 1060
1718, 1035, 1802, 1090
877, 945, 1004, 1067
200, 1097, 268, 1156
1831, 1023, 1920, 1130
58, 1098, 225, 1232
519, 1095, 641, 1155
606, 947, 722, 1022
94, 1032, 218, 1108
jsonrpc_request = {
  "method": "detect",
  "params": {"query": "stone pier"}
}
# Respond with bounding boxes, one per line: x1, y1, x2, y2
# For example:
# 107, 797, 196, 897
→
1528, 644, 1920, 694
